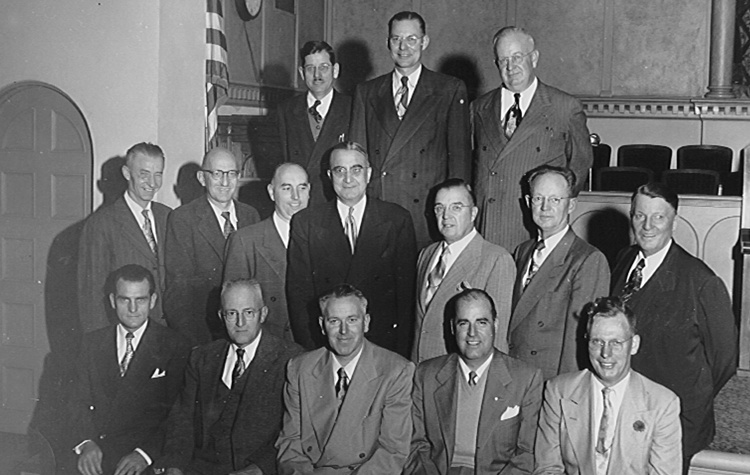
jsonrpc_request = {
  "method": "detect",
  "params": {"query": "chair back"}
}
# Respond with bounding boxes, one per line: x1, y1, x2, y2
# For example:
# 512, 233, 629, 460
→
594, 166, 654, 192
617, 144, 672, 179
677, 145, 732, 182
662, 169, 720, 195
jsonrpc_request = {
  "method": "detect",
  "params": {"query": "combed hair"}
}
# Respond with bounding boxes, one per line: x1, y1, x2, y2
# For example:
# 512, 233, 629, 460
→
492, 26, 535, 58
388, 11, 426, 35
221, 278, 264, 306
109, 264, 156, 295
583, 296, 637, 335
125, 142, 164, 167
433, 178, 477, 207
632, 182, 679, 213
453, 288, 497, 321
329, 141, 370, 167
300, 40, 336, 65
318, 283, 368, 314
526, 165, 578, 197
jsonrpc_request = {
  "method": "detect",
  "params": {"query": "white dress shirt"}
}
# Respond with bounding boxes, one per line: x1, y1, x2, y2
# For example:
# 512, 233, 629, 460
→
221, 330, 262, 389
207, 198, 237, 231
336, 196, 366, 237
123, 191, 157, 244
273, 211, 291, 248
392, 64, 423, 107
426, 228, 478, 281
307, 88, 334, 121
331, 344, 364, 383
521, 225, 569, 284
501, 77, 538, 121
592, 371, 631, 475
627, 239, 672, 287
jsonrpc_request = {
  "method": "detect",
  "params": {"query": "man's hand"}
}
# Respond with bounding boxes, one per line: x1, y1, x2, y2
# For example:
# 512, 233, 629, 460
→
77, 440, 103, 475
229, 463, 263, 475
114, 451, 149, 475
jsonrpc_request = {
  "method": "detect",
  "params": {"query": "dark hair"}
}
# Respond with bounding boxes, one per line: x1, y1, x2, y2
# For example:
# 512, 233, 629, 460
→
329, 141, 369, 167
299, 40, 336, 65
221, 278, 264, 307
453, 288, 497, 322
631, 182, 679, 213
109, 264, 155, 295
526, 165, 577, 197
434, 178, 476, 207
318, 283, 368, 314
583, 296, 637, 335
125, 142, 164, 167
388, 11, 426, 36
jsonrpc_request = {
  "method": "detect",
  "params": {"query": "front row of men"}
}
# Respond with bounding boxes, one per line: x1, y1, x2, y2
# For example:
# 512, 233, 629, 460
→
70, 261, 684, 474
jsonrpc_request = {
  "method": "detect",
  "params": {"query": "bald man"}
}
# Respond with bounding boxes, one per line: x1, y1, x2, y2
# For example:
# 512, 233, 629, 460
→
224, 163, 311, 341
164, 147, 260, 346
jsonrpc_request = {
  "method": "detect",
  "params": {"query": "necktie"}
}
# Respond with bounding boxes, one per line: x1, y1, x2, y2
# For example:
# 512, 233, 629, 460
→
426, 243, 450, 304
221, 211, 235, 239
395, 76, 409, 120
336, 367, 349, 405
120, 332, 134, 377
523, 240, 546, 289
345, 207, 357, 253
232, 347, 246, 386
141, 209, 157, 255
504, 92, 523, 138
309, 99, 322, 124
596, 387, 613, 454
621, 258, 645, 301
468, 371, 478, 386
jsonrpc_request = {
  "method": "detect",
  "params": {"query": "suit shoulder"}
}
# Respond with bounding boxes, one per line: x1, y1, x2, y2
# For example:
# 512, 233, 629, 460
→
472, 87, 502, 112
151, 201, 172, 214
374, 198, 411, 220
546, 369, 588, 393
480, 236, 513, 260
632, 371, 680, 407
333, 91, 352, 107
150, 322, 192, 352
236, 200, 259, 215
232, 217, 270, 240
370, 343, 415, 374
278, 93, 305, 113
538, 81, 583, 105
264, 332, 305, 360
169, 196, 204, 220
81, 325, 114, 344
288, 346, 328, 371
570, 234, 607, 260
415, 354, 452, 377
495, 351, 542, 380
291, 202, 332, 226
671, 244, 720, 279
422, 68, 463, 87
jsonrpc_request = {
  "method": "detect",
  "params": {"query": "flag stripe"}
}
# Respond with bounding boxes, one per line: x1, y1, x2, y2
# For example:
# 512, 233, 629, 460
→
205, 0, 228, 151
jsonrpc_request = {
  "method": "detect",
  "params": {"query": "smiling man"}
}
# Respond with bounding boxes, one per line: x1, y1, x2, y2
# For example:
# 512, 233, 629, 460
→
412, 178, 514, 363
534, 297, 682, 475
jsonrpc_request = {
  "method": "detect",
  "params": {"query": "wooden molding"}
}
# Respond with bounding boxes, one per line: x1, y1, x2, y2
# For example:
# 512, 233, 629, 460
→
581, 96, 750, 120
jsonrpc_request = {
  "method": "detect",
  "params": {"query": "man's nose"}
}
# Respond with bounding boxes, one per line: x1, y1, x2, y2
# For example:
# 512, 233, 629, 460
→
600, 343, 612, 358
338, 322, 348, 335
291, 187, 299, 200
128, 301, 137, 313
540, 198, 551, 211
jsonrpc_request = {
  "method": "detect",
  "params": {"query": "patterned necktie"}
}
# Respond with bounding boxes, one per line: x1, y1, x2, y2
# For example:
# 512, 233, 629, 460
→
221, 211, 235, 239
621, 258, 646, 301
504, 92, 523, 138
426, 243, 450, 305
345, 207, 357, 253
232, 347, 246, 386
309, 99, 322, 123
336, 367, 349, 405
523, 240, 546, 289
596, 387, 613, 454
468, 370, 478, 386
120, 332, 134, 377
141, 209, 157, 255
395, 76, 409, 120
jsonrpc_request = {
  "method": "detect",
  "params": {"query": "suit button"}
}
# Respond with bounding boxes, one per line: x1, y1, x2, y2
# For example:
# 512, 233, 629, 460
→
538, 321, 544, 327
359, 453, 366, 458
375, 149, 380, 154
482, 146, 487, 151
488, 198, 496, 203
491, 171, 497, 176
99, 434, 106, 440
413, 199, 419, 203
536, 147, 541, 152
89, 405, 95, 410
270, 296, 277, 302
382, 171, 387, 177
531, 350, 538, 355
306, 446, 313, 452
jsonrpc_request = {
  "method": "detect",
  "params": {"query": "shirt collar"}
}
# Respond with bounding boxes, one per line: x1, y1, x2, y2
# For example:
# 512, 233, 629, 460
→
591, 369, 631, 398
123, 190, 152, 214
458, 352, 493, 382
501, 77, 538, 113
272, 211, 291, 248
393, 64, 423, 91
331, 344, 364, 380
307, 88, 334, 119
444, 227, 477, 255
538, 225, 569, 256
117, 319, 149, 347
635, 239, 672, 283
336, 195, 367, 224
207, 197, 237, 228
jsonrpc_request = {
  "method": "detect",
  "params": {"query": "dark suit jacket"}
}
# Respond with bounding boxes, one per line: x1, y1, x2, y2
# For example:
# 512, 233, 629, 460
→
406, 350, 543, 475
223, 217, 293, 341
611, 242, 737, 458
287, 198, 417, 356
164, 196, 259, 346
78, 195, 171, 332
276, 340, 414, 474
277, 91, 352, 204
509, 228, 610, 379
70, 321, 190, 473
157, 332, 302, 475
349, 67, 471, 248
472, 82, 593, 252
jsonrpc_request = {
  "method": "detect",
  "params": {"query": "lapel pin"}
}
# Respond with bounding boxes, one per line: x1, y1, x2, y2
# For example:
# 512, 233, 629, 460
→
633, 420, 645, 432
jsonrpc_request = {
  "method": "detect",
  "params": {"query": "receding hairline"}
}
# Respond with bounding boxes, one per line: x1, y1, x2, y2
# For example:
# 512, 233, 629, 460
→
272, 162, 308, 185
221, 278, 265, 307
492, 26, 536, 54
201, 147, 238, 169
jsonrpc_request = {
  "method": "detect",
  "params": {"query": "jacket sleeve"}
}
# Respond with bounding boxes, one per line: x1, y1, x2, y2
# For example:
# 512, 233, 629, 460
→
532, 381, 566, 474
563, 97, 593, 194
697, 275, 738, 395
648, 394, 683, 475
77, 218, 112, 333
395, 212, 418, 357
276, 358, 316, 475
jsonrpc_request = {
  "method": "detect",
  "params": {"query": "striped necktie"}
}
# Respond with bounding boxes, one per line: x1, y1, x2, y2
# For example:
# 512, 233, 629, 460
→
309, 99, 322, 123
504, 92, 522, 138
621, 258, 645, 301
345, 207, 357, 253
523, 239, 545, 289
120, 332, 134, 377
221, 211, 235, 239
395, 76, 409, 120
426, 243, 450, 304
596, 387, 613, 454
232, 347, 246, 387
141, 209, 157, 255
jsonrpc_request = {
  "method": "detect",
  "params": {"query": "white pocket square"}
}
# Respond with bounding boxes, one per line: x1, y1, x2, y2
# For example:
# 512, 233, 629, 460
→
501, 405, 519, 421
151, 368, 166, 379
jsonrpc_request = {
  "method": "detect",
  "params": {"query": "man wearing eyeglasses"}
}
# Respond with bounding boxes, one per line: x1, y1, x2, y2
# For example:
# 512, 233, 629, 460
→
156, 279, 302, 475
276, 40, 351, 204
509, 165, 609, 380
472, 26, 593, 253
287, 141, 417, 357
349, 10, 471, 249
535, 296, 682, 475
412, 178, 514, 364
164, 147, 260, 346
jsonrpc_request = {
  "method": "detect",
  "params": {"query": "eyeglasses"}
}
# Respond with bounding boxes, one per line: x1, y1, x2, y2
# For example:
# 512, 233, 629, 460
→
587, 336, 634, 353
222, 308, 261, 322
303, 63, 332, 75
389, 35, 423, 48
330, 165, 367, 178
203, 169, 239, 181
496, 50, 535, 68
434, 203, 472, 215
528, 195, 570, 207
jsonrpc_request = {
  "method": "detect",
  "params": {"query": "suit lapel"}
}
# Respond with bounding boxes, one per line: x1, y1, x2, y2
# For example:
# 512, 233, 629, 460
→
195, 197, 228, 259
475, 88, 507, 159
434, 355, 458, 465
113, 198, 157, 260
371, 76, 400, 162
312, 91, 347, 159
349, 200, 388, 278
428, 234, 482, 307
497, 82, 553, 163
511, 239, 535, 309
200, 342, 230, 430
258, 218, 286, 281
608, 373, 649, 474
627, 244, 678, 315
316, 203, 352, 279
292, 95, 317, 167
97, 327, 121, 400
476, 351, 512, 450
560, 372, 596, 475
417, 243, 442, 313
307, 350, 338, 452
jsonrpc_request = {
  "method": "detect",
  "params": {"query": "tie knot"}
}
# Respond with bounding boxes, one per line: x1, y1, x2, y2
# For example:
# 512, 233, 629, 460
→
348, 206, 355, 217
313, 99, 321, 108
468, 370, 478, 386
222, 211, 231, 221
401, 76, 409, 87
125, 332, 134, 341
236, 347, 245, 359
141, 209, 149, 219
338, 367, 347, 379
514, 92, 521, 103
636, 258, 645, 270
535, 239, 545, 252
602, 387, 612, 398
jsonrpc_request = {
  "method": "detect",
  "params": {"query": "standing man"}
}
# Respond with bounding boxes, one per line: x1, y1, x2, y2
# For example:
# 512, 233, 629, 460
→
287, 141, 416, 357
534, 297, 682, 475
223, 163, 311, 341
70, 265, 190, 475
413, 179, 514, 364
349, 11, 471, 248
472, 27, 592, 252
611, 183, 737, 472
277, 40, 351, 204
406, 289, 543, 474
509, 165, 609, 379
78, 142, 171, 332
155, 279, 301, 475
276, 284, 414, 474
164, 147, 260, 346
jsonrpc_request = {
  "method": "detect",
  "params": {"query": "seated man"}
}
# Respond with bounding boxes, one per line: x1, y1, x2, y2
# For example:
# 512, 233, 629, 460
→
276, 284, 415, 474
534, 297, 682, 475
406, 288, 543, 474
156, 279, 302, 475
70, 264, 190, 475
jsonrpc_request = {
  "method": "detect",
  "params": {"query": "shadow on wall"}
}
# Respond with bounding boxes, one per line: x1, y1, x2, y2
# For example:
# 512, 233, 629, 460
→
96, 155, 128, 210
263, 63, 294, 108
336, 39, 375, 96
578, 207, 631, 268
437, 54, 482, 103
174, 162, 204, 206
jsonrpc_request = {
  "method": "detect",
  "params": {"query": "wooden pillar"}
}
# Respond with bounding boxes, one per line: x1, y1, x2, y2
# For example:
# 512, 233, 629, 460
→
706, 0, 737, 98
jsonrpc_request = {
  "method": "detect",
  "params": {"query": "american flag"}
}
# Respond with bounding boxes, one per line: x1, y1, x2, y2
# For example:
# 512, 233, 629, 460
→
205, 0, 229, 151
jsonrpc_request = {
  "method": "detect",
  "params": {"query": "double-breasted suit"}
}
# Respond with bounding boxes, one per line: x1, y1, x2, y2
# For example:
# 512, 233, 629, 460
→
349, 67, 472, 247
223, 217, 293, 341
78, 196, 171, 332
472, 82, 592, 252
277, 91, 352, 204
164, 196, 259, 346
509, 229, 610, 379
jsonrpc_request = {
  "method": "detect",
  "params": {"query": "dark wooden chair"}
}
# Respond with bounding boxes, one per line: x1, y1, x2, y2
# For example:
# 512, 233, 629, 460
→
662, 169, 720, 195
594, 166, 654, 192
617, 144, 672, 180
677, 145, 732, 184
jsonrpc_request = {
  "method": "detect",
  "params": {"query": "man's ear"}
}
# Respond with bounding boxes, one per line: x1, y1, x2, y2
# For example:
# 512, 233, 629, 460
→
421, 34, 430, 51
149, 292, 157, 310
122, 165, 131, 182
109, 293, 116, 309
196, 170, 207, 188
267, 182, 276, 202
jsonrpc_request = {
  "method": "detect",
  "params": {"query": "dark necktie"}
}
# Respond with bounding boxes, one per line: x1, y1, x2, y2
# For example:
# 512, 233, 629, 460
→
468, 370, 478, 386
232, 347, 246, 387
345, 207, 357, 253
309, 99, 322, 124
221, 211, 235, 239
523, 240, 546, 289
141, 209, 157, 255
396, 76, 409, 119
504, 92, 523, 138
596, 387, 613, 454
621, 258, 646, 301
426, 243, 450, 304
120, 332, 134, 377
335, 367, 349, 406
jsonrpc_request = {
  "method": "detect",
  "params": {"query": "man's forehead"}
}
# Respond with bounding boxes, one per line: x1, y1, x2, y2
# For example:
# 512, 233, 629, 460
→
632, 194, 675, 213
331, 150, 366, 167
274, 165, 308, 185
304, 50, 332, 65
436, 186, 471, 203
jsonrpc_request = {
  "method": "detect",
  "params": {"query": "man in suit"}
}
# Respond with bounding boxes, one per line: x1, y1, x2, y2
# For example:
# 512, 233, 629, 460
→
70, 264, 190, 475
223, 163, 311, 341
155, 279, 301, 475
349, 11, 471, 248
534, 297, 682, 475
78, 142, 171, 332
413, 178, 514, 363
509, 165, 609, 379
276, 284, 415, 474
407, 288, 543, 474
472, 27, 592, 252
164, 147, 260, 346
287, 141, 417, 357
611, 182, 737, 472
277, 40, 351, 204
